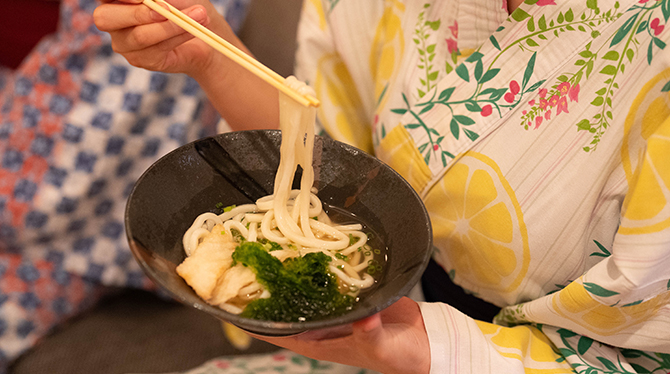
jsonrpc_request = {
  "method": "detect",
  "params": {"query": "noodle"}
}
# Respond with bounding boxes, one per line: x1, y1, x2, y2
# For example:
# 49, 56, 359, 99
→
178, 77, 379, 319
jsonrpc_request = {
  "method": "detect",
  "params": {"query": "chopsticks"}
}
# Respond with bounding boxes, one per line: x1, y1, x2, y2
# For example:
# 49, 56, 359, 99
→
142, 0, 320, 108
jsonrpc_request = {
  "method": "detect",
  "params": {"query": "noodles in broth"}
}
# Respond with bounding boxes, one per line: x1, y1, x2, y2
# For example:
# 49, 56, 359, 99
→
178, 77, 379, 321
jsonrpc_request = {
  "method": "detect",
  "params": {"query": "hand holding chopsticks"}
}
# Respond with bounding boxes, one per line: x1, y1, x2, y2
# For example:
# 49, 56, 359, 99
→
141, 0, 319, 108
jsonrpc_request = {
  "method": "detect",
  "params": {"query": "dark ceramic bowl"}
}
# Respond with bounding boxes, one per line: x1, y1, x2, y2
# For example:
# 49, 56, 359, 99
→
125, 130, 432, 336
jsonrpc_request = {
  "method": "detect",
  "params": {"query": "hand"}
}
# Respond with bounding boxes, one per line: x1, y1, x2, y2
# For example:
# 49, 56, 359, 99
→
94, 0, 278, 131
93, 0, 241, 79
253, 297, 431, 374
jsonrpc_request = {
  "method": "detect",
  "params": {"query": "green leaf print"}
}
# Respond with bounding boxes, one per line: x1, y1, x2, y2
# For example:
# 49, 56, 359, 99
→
583, 282, 620, 297
453, 115, 475, 125
611, 13, 638, 47
413, 5, 442, 98
577, 336, 594, 355
489, 35, 501, 50
663, 0, 670, 21
521, 52, 538, 89
589, 240, 611, 257
559, 348, 576, 358
438, 87, 455, 101
450, 118, 460, 139
596, 357, 619, 371
630, 363, 653, 373
325, 0, 340, 14
465, 51, 484, 62
478, 68, 500, 84
511, 8, 531, 22
456, 64, 470, 82
622, 299, 643, 307
463, 128, 479, 141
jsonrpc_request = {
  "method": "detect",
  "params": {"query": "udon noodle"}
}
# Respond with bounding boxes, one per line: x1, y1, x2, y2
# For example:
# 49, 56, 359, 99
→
178, 77, 377, 317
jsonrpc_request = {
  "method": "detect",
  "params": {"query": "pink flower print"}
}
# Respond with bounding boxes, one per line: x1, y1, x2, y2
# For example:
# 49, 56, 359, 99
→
448, 21, 458, 38
639, 0, 651, 3
557, 82, 571, 96
548, 94, 559, 107
215, 361, 231, 369
536, 0, 557, 5
655, 24, 664, 35
545, 110, 552, 120
509, 80, 520, 95
433, 144, 439, 151
528, 99, 536, 105
651, 18, 665, 35
539, 98, 548, 110
273, 354, 287, 361
539, 88, 548, 98
504, 92, 515, 103
522, 110, 527, 115
535, 115, 543, 129
568, 83, 580, 102
556, 96, 569, 114
446, 38, 458, 54
481, 104, 492, 117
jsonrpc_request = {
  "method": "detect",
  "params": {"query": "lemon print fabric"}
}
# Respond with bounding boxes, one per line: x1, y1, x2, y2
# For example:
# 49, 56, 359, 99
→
376, 125, 432, 192
424, 151, 530, 306
620, 69, 670, 236
314, 53, 373, 154
369, 0, 405, 112
552, 279, 670, 337
475, 322, 574, 373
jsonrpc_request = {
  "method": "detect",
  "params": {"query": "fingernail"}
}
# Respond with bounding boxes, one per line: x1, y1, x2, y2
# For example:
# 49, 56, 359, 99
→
189, 8, 206, 23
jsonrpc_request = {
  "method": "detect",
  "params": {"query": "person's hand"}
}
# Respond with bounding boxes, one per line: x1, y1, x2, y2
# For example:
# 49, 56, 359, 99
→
253, 297, 431, 374
93, 0, 242, 79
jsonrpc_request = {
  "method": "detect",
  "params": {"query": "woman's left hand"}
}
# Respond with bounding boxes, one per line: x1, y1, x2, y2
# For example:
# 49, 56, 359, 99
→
252, 297, 431, 374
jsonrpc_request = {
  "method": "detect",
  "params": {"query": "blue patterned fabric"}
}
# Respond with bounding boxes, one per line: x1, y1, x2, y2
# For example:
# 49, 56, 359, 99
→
0, 0, 249, 370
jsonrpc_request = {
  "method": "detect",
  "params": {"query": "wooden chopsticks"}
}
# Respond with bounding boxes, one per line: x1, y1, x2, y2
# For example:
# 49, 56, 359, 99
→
142, 0, 320, 108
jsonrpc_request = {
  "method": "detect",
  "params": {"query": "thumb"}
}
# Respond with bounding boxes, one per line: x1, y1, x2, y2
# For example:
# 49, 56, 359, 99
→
352, 313, 383, 343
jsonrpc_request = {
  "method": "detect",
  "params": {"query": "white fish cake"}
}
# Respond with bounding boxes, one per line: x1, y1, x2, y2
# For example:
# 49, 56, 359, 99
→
210, 264, 257, 305
177, 224, 236, 300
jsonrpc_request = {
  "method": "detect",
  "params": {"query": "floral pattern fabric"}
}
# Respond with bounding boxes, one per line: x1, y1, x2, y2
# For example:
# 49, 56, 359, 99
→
158, 350, 376, 374
292, 0, 670, 373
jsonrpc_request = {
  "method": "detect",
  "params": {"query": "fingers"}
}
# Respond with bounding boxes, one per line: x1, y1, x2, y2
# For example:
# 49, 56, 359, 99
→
109, 6, 208, 53
98, 0, 144, 4
94, 2, 167, 31
353, 313, 383, 334
121, 33, 195, 71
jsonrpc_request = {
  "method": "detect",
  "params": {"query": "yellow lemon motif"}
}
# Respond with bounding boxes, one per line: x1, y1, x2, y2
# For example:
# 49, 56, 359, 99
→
620, 69, 670, 235
553, 281, 670, 336
375, 125, 432, 192
424, 152, 530, 303
369, 0, 405, 111
476, 322, 574, 373
306, 0, 327, 30
315, 53, 373, 153
222, 321, 252, 350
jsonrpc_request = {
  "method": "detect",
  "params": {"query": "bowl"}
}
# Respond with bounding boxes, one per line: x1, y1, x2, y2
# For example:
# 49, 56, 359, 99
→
125, 130, 432, 336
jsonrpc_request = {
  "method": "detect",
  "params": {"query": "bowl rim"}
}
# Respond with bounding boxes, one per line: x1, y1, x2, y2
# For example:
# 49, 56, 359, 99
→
125, 129, 433, 335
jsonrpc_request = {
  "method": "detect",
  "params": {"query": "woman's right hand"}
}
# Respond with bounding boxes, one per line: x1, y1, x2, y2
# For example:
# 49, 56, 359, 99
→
94, 0, 279, 131
93, 0, 241, 79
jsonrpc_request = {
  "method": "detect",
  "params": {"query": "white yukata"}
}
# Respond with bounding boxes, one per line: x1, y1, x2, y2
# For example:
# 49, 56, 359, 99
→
172, 0, 670, 373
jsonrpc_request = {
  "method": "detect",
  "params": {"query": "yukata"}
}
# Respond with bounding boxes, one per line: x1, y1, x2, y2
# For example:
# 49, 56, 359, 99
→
123, 0, 670, 373
293, 0, 670, 373
0, 0, 248, 370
